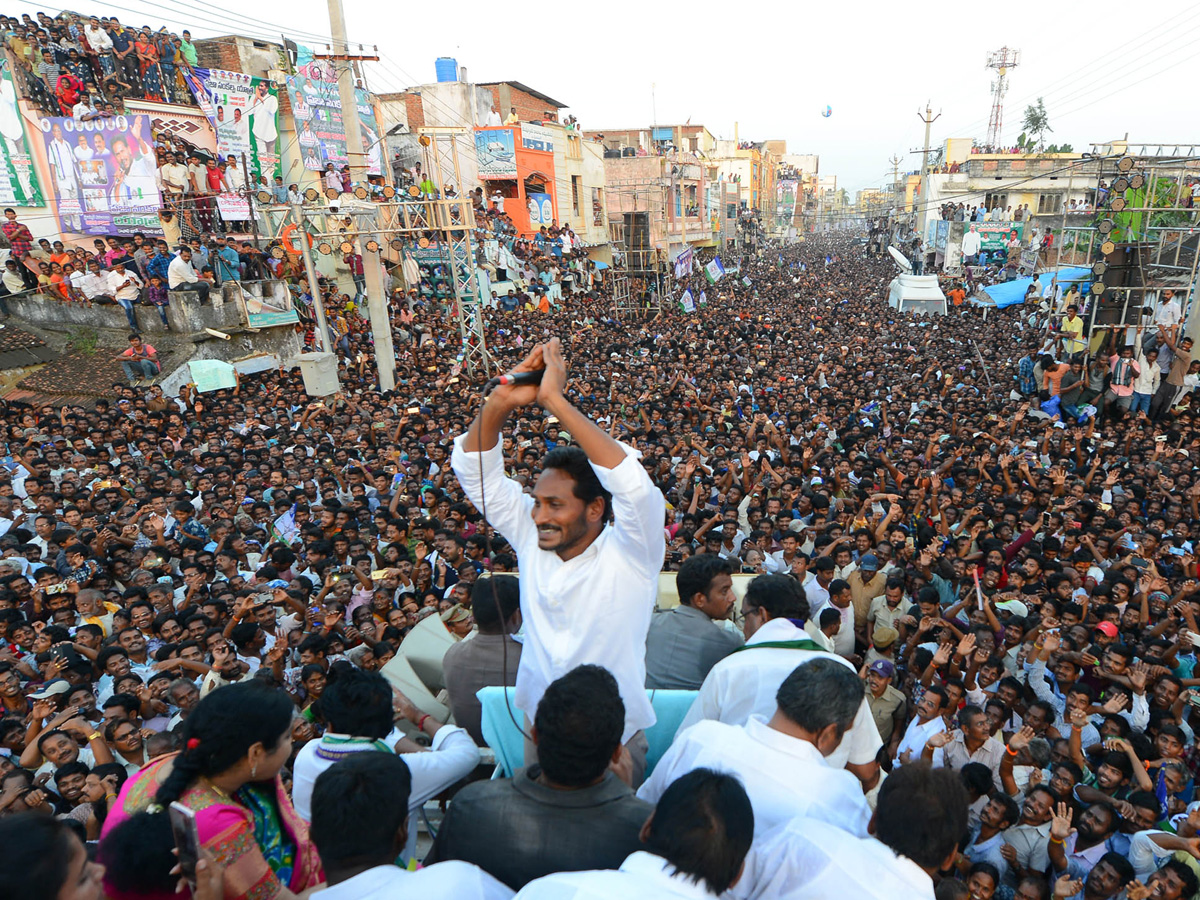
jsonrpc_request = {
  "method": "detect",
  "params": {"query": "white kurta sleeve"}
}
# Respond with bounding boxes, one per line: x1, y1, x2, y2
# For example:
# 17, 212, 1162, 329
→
452, 433, 536, 551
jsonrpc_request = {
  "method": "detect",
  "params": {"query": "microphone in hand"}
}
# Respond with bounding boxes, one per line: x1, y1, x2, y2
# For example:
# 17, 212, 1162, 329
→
484, 369, 544, 395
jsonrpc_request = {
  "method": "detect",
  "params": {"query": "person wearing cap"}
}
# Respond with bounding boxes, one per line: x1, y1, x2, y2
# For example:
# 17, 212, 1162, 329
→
864, 625, 899, 668
645, 554, 743, 690
864, 658, 907, 759
847, 553, 886, 641
1093, 620, 1120, 647
441, 603, 473, 638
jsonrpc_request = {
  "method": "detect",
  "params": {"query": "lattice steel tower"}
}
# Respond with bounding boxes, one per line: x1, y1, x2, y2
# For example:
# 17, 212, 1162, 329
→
984, 47, 1020, 150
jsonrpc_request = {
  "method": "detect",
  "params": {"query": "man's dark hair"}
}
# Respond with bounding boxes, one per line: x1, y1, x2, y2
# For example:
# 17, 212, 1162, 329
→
644, 768, 754, 896
541, 446, 612, 523
989, 791, 1020, 829
96, 808, 177, 897
959, 762, 993, 798
319, 665, 393, 740
470, 575, 519, 633
743, 574, 809, 621
874, 762, 968, 870
533, 664, 623, 787
1095, 850, 1135, 885
1125, 789, 1162, 821
1160, 859, 1199, 899
310, 752, 412, 873
775, 658, 863, 738
676, 554, 732, 608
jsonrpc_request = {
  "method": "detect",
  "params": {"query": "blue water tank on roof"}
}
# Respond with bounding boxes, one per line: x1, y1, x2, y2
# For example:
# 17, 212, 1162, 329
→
435, 57, 458, 83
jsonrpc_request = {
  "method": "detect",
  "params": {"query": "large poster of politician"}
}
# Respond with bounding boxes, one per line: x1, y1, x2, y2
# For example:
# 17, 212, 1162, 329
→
285, 45, 381, 176
184, 68, 282, 182
0, 60, 43, 206
37, 114, 163, 236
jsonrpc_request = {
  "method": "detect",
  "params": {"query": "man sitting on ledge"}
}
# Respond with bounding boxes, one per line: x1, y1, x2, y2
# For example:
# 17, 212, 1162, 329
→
167, 244, 210, 303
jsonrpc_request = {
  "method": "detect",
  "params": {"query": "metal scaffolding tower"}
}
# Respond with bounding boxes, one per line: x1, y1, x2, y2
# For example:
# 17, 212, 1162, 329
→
608, 198, 664, 319
1056, 143, 1200, 349
266, 127, 492, 377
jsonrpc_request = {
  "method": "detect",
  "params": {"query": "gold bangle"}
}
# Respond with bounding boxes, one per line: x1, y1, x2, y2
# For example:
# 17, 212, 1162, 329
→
87, 732, 101, 742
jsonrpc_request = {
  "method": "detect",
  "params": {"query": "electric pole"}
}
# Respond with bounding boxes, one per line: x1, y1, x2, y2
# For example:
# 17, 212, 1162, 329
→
326, 0, 395, 391
916, 102, 941, 241
291, 202, 331, 352
888, 154, 902, 217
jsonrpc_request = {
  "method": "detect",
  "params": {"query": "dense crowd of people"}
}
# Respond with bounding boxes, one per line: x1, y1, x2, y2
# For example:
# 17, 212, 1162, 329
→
0, 228, 1199, 900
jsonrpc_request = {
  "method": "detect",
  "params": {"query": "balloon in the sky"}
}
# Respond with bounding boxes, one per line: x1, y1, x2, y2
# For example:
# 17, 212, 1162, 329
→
821, 106, 832, 118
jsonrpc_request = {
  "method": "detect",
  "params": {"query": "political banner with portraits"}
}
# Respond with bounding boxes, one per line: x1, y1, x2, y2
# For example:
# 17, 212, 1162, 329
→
285, 75, 382, 176
37, 114, 163, 236
0, 62, 43, 206
184, 68, 281, 182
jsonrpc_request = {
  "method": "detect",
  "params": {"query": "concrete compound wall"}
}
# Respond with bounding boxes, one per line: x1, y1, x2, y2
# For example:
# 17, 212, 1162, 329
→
7, 280, 302, 371
9, 280, 295, 337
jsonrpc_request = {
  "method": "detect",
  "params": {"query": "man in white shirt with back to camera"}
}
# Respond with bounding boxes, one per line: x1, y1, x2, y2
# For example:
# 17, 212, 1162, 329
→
515, 768, 754, 900
676, 574, 883, 793
640, 656, 871, 839
308, 751, 512, 900
730, 762, 968, 900
452, 336, 666, 785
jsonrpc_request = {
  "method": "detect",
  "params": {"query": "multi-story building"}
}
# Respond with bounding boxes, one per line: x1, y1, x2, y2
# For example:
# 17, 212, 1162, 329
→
856, 188, 890, 219
582, 124, 728, 255
584, 125, 718, 157
713, 138, 779, 227
597, 151, 726, 254
921, 139, 1094, 226
382, 74, 606, 245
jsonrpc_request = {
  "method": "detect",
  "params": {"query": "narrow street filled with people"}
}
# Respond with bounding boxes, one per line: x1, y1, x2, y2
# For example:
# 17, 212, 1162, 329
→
1, 227, 1199, 900
0, 4, 1198, 900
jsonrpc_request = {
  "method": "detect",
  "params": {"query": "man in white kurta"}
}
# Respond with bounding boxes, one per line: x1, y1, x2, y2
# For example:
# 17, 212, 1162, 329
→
513, 852, 723, 900
643, 656, 871, 838
450, 338, 666, 773
638, 714, 870, 838
726, 761, 967, 900
676, 614, 883, 774
730, 816, 935, 900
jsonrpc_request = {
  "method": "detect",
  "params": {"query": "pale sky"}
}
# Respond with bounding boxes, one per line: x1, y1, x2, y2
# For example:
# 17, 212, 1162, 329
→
40, 0, 1200, 195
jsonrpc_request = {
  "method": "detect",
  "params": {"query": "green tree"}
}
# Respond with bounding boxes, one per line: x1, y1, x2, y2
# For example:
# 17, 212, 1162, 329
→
1021, 98, 1053, 151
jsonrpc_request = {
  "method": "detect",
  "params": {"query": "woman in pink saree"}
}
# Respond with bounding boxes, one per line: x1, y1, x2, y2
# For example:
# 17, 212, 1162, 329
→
101, 682, 323, 900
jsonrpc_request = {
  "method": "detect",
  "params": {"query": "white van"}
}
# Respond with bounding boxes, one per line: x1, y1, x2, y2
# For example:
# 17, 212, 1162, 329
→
886, 246, 947, 316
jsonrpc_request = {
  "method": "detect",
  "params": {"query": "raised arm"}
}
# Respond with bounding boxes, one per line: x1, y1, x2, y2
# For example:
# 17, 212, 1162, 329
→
537, 338, 626, 470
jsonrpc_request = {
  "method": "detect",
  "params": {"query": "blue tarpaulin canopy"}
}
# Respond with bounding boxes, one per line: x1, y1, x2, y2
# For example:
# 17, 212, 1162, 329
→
981, 266, 1094, 309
